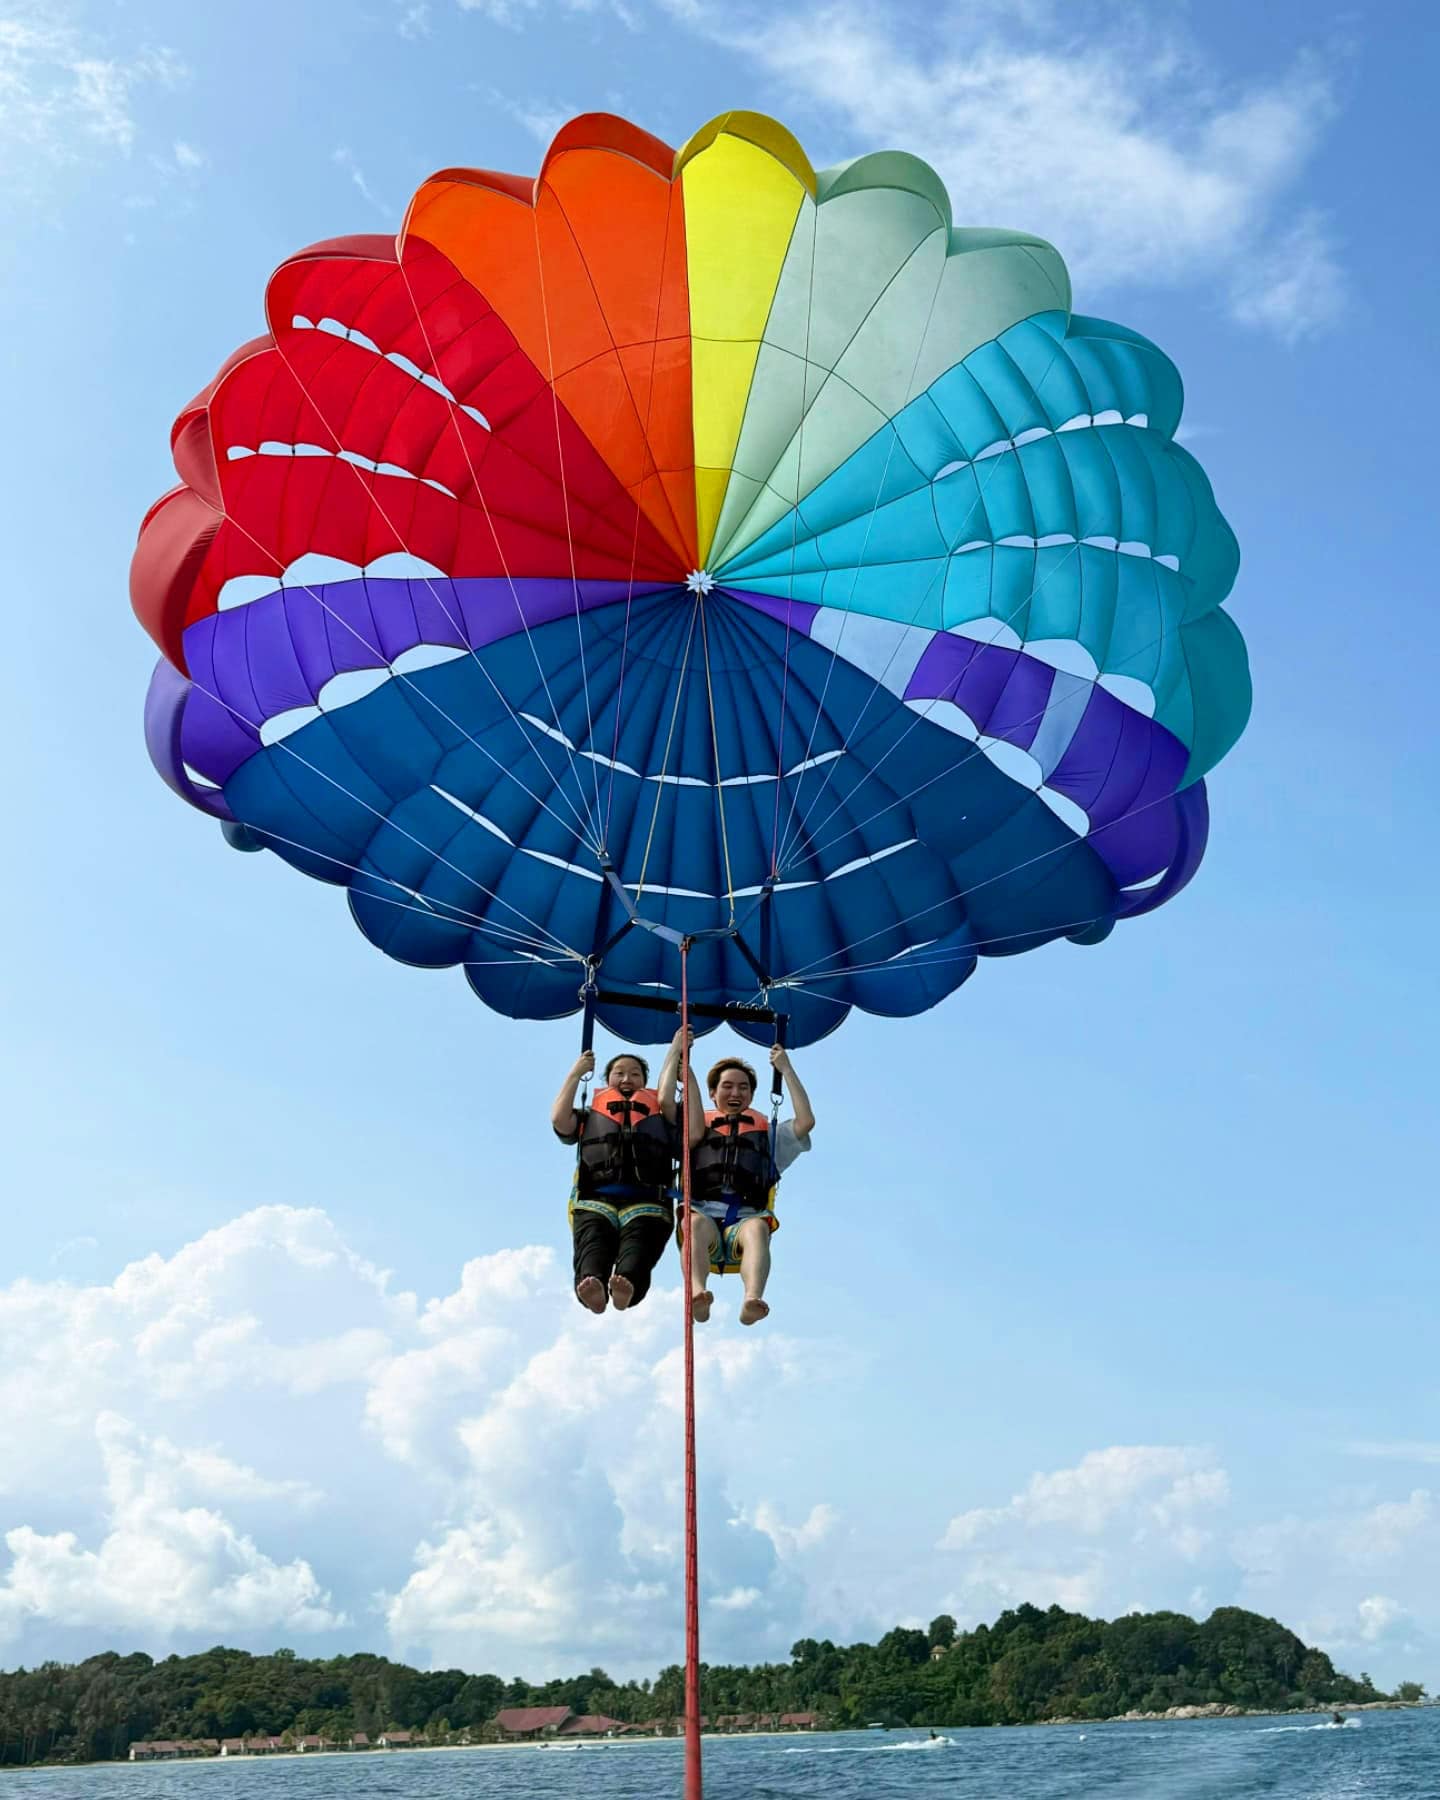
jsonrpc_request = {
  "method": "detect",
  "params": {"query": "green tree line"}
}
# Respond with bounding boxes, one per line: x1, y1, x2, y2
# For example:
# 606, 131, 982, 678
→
0, 1605, 1417, 1766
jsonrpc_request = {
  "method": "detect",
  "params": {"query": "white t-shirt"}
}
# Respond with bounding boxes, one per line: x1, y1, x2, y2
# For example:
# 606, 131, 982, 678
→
693, 1118, 810, 1221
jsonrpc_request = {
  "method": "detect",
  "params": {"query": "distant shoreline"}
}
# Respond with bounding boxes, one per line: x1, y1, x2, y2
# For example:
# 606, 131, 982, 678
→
9, 1703, 1431, 1775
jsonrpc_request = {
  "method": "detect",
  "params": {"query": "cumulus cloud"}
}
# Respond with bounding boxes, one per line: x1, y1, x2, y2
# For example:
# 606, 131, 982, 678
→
749, 1500, 838, 1558
9, 1208, 1440, 1684
0, 1210, 833, 1673
1357, 1594, 1406, 1643
943, 1446, 1228, 1548
0, 1415, 341, 1646
936, 1446, 1233, 1625
0, 1206, 402, 1504
383, 1288, 825, 1670
661, 0, 1345, 341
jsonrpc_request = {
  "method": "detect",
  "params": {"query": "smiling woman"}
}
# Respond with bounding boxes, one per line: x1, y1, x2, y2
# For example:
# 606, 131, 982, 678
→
132, 109, 1249, 1052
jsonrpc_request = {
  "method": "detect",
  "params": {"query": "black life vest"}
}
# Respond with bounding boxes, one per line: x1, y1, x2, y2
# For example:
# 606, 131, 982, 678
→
691, 1107, 774, 1208
577, 1087, 675, 1198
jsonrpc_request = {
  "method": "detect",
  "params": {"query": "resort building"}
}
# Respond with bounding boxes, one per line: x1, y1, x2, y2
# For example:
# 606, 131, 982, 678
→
492, 1706, 573, 1740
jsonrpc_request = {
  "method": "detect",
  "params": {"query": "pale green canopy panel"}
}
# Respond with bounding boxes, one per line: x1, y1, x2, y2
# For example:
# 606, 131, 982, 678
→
707, 146, 1247, 786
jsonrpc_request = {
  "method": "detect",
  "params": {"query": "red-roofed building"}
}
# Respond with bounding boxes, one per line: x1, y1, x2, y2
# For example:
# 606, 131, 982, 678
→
781, 1713, 819, 1730
349, 1733, 371, 1750
377, 1731, 415, 1748
559, 1714, 625, 1738
493, 1706, 572, 1739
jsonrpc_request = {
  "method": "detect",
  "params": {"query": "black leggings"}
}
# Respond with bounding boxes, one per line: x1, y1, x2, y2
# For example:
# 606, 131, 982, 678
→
572, 1205, 674, 1308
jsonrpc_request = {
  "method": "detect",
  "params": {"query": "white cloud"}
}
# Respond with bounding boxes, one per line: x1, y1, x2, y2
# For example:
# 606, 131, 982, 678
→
1338, 1491, 1433, 1560
935, 1446, 1233, 1628
0, 1210, 832, 1674
458, 0, 639, 30
383, 1287, 825, 1670
397, 1, 433, 35
712, 1586, 763, 1611
1357, 1594, 1405, 1642
1345, 1441, 1440, 1467
491, 93, 578, 147
750, 1500, 838, 1557
0, 1415, 341, 1646
1229, 208, 1345, 345
10, 1208, 1440, 1685
0, 1205, 405, 1498
333, 146, 388, 215
664, 0, 1345, 340
0, 6, 186, 194
942, 1446, 1226, 1547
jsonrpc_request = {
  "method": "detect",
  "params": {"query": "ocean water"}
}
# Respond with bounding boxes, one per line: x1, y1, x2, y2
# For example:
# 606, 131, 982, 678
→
10, 1711, 1438, 1800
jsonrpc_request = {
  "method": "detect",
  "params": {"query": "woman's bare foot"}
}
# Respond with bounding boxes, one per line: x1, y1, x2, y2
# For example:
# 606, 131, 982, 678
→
739, 1298, 769, 1326
576, 1276, 607, 1313
609, 1273, 634, 1311
691, 1290, 713, 1323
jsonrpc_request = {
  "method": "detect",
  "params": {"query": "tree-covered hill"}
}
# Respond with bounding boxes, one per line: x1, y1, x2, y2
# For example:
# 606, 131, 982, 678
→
0, 1605, 1410, 1766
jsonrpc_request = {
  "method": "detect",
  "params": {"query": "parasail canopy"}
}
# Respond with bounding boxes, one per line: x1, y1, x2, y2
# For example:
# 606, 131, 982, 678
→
134, 111, 1250, 1047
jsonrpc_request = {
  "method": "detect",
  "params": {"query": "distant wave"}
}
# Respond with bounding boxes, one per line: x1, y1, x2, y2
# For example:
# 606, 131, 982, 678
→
786, 1736, 952, 1755
1258, 1720, 1361, 1733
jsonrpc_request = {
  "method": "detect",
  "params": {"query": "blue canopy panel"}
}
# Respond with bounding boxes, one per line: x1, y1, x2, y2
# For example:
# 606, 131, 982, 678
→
157, 566, 1209, 1047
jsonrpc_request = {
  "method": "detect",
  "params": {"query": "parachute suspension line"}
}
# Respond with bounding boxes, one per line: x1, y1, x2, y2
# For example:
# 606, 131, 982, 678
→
393, 258, 607, 853
698, 600, 738, 926
775, 320, 1075, 875
780, 778, 1203, 988
606, 174, 683, 852
212, 817, 570, 957
779, 386, 1136, 870
777, 538, 1086, 874
530, 206, 607, 846
263, 332, 603, 856
634, 599, 701, 906
678, 939, 703, 1800
174, 667, 578, 960
210, 501, 604, 859
778, 587, 1196, 886
770, 234, 950, 873
767, 196, 819, 877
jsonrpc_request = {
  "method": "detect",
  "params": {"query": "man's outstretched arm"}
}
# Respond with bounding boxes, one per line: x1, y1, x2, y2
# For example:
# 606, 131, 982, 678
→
771, 1045, 815, 1138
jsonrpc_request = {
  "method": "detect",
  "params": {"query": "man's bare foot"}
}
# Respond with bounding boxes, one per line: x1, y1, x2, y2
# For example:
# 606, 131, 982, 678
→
739, 1298, 769, 1326
576, 1276, 607, 1313
691, 1290, 713, 1323
609, 1274, 634, 1311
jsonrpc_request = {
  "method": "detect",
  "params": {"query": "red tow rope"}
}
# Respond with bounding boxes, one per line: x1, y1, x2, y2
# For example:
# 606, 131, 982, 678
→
679, 940, 702, 1800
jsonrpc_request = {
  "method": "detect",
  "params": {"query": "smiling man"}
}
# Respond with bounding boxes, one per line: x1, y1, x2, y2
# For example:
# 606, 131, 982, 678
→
679, 1047, 815, 1327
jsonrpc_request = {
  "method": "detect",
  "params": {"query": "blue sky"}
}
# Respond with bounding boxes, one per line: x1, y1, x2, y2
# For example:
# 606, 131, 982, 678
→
2, 0, 1438, 1690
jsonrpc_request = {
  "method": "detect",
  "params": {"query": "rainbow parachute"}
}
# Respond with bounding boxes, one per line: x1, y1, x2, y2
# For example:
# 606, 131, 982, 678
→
135, 112, 1250, 1046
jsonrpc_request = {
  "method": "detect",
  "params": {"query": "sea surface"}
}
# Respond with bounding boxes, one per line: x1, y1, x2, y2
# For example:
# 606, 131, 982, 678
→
7, 1711, 1439, 1800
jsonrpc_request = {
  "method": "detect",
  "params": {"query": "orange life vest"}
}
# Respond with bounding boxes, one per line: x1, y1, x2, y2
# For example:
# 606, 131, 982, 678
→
576, 1086, 675, 1197
691, 1107, 774, 1209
